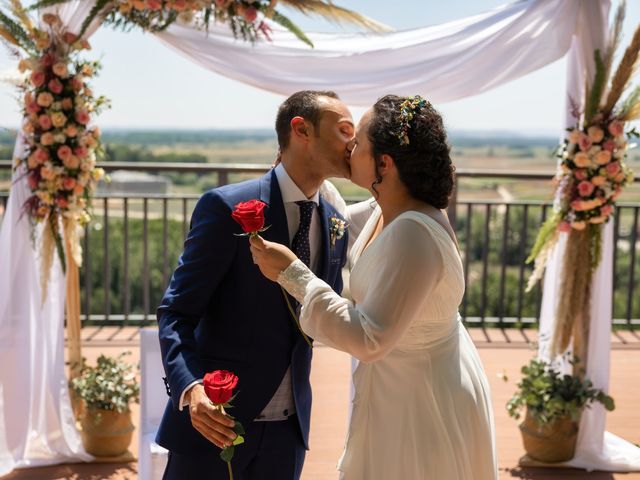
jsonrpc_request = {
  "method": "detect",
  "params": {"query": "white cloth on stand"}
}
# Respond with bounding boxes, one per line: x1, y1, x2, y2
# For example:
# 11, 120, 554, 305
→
538, 0, 640, 471
138, 329, 168, 480
157, 0, 586, 107
0, 2, 101, 474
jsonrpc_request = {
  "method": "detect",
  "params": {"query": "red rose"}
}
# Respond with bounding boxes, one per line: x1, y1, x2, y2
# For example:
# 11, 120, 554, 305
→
203, 370, 239, 405
231, 199, 266, 234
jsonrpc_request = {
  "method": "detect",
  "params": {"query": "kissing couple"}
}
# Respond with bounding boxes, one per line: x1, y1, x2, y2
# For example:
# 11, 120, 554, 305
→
157, 90, 498, 479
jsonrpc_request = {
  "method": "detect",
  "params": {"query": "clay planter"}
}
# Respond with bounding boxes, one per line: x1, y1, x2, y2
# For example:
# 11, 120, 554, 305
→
80, 408, 134, 457
519, 409, 579, 463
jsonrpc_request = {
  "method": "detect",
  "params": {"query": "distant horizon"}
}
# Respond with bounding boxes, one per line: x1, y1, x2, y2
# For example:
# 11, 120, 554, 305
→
0, 124, 562, 139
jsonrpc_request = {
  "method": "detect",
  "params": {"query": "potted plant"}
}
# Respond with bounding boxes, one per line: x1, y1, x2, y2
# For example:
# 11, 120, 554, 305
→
507, 357, 615, 463
70, 352, 140, 457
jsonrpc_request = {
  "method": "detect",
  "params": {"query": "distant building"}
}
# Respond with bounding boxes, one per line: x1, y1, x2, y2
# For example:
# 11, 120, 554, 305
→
98, 170, 171, 195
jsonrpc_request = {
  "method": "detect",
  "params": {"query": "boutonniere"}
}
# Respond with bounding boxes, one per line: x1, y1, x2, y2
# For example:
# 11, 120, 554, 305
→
329, 215, 348, 248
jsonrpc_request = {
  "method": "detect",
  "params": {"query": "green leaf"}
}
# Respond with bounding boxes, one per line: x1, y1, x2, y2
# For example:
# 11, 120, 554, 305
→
51, 217, 66, 274
619, 84, 640, 118
0, 7, 34, 51
220, 445, 235, 463
232, 435, 244, 446
271, 11, 313, 48
78, 0, 111, 39
601, 395, 615, 411
585, 49, 606, 125
526, 212, 561, 264
232, 421, 245, 436
26, 0, 70, 11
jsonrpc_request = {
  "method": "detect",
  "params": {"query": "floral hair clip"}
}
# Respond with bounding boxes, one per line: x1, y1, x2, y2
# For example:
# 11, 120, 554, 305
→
395, 95, 428, 145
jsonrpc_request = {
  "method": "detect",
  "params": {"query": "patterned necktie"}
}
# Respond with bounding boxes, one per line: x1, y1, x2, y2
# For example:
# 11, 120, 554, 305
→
292, 201, 315, 268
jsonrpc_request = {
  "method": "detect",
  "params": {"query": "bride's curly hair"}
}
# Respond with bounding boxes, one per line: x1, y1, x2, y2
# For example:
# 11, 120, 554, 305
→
368, 95, 455, 209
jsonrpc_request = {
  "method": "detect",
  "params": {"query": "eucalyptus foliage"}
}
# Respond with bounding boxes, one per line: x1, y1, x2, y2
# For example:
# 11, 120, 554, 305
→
507, 358, 615, 425
70, 352, 140, 413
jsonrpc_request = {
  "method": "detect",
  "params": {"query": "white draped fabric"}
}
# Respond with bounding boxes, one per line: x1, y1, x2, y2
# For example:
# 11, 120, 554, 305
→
158, 0, 592, 106
0, 2, 101, 475
537, 0, 640, 471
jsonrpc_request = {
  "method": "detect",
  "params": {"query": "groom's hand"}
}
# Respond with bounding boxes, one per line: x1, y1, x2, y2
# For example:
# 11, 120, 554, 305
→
185, 384, 238, 449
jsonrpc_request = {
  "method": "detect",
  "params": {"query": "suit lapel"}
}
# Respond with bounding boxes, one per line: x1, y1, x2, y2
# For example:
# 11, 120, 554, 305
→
317, 196, 332, 283
259, 170, 290, 247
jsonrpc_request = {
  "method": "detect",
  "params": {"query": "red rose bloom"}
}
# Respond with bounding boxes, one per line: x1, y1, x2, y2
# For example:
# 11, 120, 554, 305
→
203, 370, 239, 405
231, 199, 266, 234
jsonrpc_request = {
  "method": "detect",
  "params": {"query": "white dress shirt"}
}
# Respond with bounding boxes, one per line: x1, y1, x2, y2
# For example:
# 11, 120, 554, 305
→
274, 163, 321, 273
179, 164, 322, 417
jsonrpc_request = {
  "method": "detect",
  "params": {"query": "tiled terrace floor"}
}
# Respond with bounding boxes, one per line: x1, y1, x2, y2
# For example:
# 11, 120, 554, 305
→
2, 327, 639, 480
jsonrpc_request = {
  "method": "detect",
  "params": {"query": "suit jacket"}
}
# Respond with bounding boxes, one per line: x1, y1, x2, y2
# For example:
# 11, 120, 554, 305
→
156, 169, 348, 454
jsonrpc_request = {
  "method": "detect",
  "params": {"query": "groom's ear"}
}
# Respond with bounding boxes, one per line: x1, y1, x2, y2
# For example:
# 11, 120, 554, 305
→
290, 116, 310, 142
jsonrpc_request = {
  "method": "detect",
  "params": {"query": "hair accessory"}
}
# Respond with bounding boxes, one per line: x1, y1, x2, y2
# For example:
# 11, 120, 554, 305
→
395, 95, 428, 145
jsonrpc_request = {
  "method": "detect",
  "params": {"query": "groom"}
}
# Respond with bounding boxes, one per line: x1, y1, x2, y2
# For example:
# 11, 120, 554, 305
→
156, 90, 353, 479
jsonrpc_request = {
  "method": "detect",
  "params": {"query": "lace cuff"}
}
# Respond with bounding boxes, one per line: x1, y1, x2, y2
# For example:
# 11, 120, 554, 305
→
277, 259, 316, 303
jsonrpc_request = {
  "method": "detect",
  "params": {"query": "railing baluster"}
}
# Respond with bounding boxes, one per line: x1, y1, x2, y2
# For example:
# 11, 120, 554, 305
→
613, 206, 621, 320
103, 198, 110, 323
182, 198, 188, 240
163, 198, 169, 292
123, 197, 129, 323
535, 205, 548, 323
626, 207, 639, 325
517, 204, 529, 324
462, 203, 472, 322
498, 204, 510, 326
84, 223, 91, 323
143, 198, 150, 323
480, 204, 491, 325
447, 177, 458, 231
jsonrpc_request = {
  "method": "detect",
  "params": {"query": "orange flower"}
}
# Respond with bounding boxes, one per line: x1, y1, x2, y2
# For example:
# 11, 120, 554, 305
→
63, 154, 80, 170
37, 92, 54, 108
40, 132, 55, 146
64, 124, 78, 137
52, 63, 69, 78
51, 112, 68, 128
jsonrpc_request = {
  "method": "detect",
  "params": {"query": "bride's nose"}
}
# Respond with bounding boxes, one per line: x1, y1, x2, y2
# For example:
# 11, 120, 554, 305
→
346, 137, 357, 154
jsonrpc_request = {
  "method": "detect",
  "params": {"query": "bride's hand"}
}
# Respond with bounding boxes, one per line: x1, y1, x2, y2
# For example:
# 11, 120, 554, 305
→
249, 235, 298, 282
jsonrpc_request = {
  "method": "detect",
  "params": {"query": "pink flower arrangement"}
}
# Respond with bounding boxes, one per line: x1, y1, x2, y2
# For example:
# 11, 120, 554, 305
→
552, 117, 634, 233
15, 12, 108, 236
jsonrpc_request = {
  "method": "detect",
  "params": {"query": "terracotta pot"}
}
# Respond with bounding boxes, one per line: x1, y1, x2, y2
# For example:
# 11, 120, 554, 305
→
80, 407, 134, 457
519, 409, 579, 463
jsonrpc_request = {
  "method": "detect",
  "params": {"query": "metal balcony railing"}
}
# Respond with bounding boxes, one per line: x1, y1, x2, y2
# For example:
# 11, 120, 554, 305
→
1, 160, 638, 328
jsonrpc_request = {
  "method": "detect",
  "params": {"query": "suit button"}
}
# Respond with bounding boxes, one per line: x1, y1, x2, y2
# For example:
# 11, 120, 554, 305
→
283, 409, 289, 417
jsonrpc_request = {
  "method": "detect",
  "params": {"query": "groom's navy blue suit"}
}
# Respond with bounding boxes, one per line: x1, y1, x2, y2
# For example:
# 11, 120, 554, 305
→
156, 169, 348, 478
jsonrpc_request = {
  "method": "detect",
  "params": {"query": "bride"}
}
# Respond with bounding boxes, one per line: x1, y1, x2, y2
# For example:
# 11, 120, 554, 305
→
250, 95, 498, 479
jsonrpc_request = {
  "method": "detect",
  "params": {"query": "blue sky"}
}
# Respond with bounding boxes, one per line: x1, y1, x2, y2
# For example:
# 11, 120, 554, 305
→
0, 0, 639, 134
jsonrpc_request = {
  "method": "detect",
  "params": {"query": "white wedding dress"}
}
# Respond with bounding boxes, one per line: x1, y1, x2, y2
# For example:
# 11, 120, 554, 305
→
278, 206, 497, 479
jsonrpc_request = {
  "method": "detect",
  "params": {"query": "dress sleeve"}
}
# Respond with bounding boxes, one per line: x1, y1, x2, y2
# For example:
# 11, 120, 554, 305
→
278, 217, 443, 363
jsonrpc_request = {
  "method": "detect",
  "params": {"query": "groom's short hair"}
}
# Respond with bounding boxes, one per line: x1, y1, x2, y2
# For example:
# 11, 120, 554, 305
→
275, 90, 340, 150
